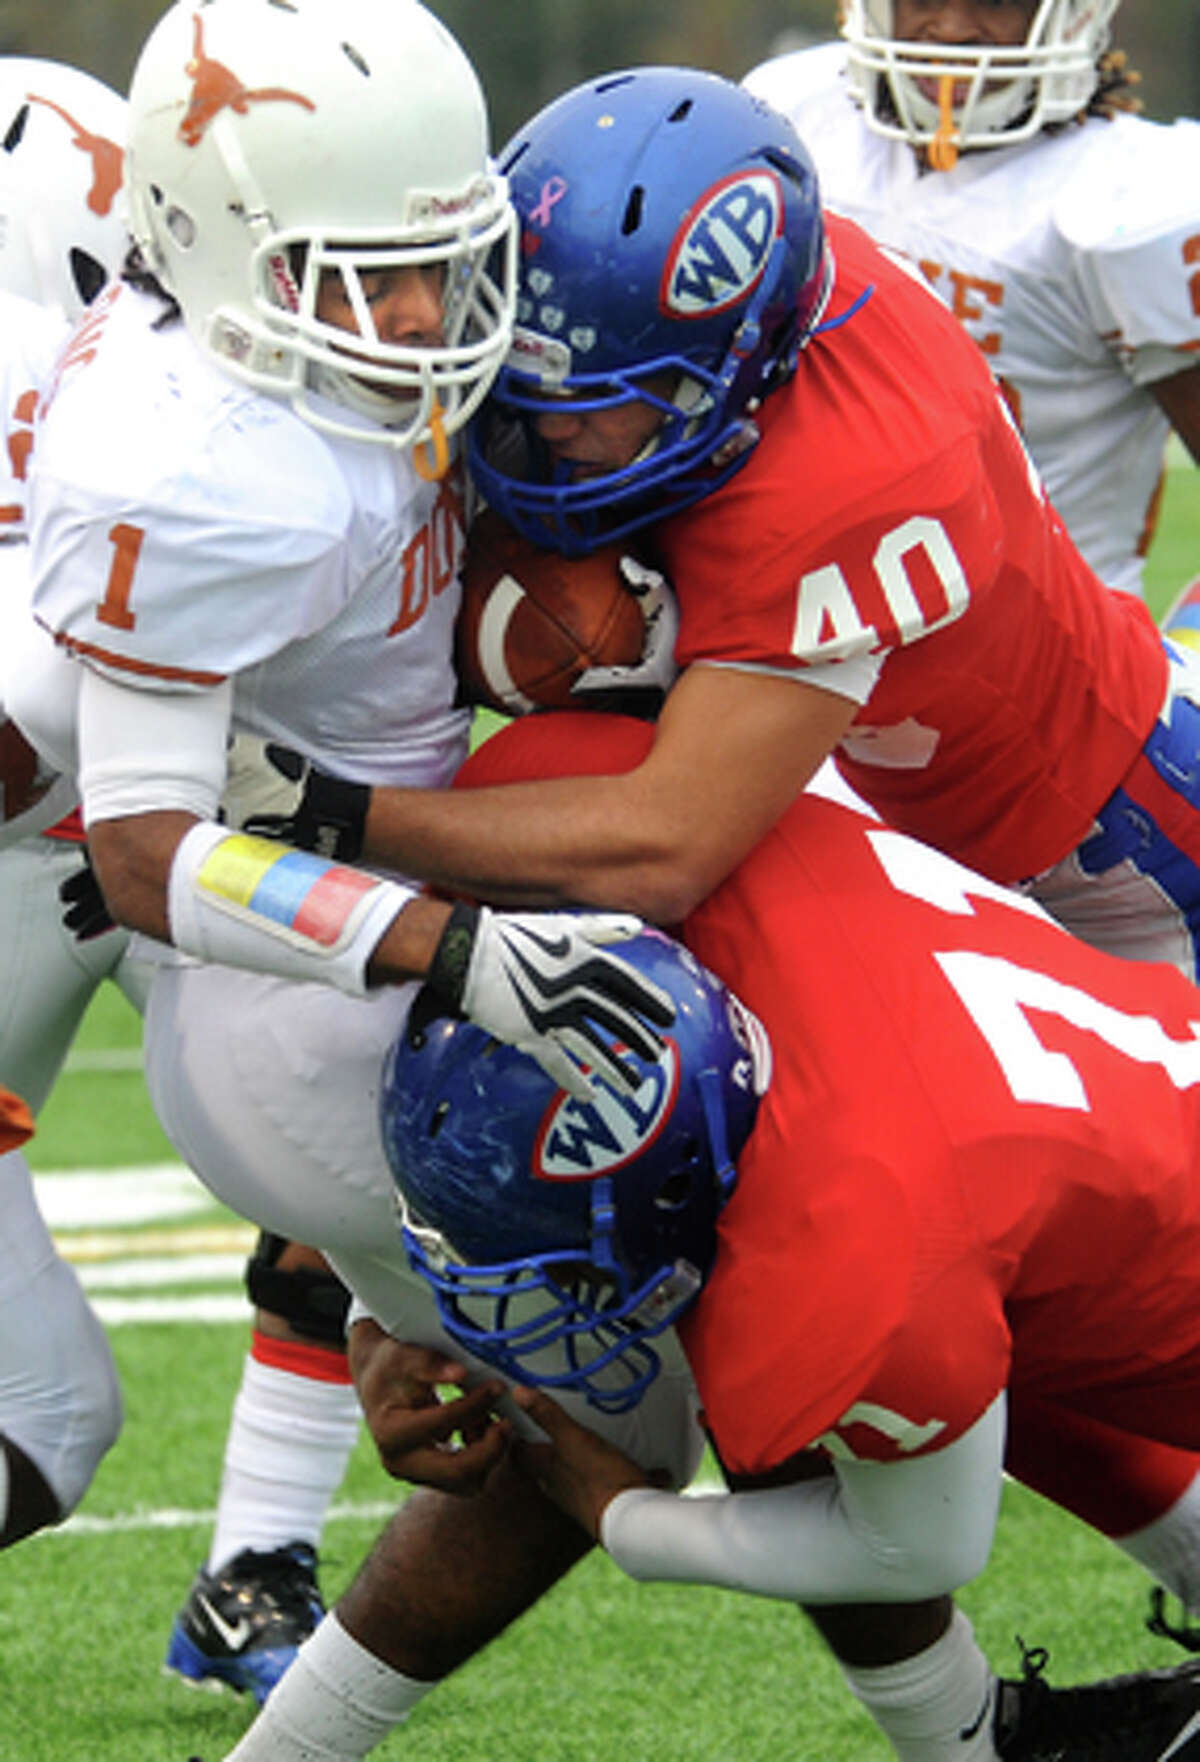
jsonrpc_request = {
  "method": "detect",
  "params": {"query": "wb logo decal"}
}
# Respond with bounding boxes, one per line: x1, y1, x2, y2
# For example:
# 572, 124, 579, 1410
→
536, 1042, 679, 1180
662, 170, 782, 320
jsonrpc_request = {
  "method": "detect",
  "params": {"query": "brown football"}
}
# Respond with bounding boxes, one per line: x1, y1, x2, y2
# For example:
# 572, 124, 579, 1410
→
455, 508, 645, 716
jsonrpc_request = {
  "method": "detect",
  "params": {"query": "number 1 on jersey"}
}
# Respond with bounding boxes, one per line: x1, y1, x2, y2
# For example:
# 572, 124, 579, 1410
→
97, 522, 146, 631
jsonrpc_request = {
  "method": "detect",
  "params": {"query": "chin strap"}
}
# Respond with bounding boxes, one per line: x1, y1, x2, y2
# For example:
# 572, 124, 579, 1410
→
414, 400, 451, 481
928, 74, 961, 171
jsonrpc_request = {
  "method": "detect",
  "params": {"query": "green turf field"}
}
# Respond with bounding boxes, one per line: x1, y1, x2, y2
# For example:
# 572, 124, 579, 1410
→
9, 458, 1200, 1761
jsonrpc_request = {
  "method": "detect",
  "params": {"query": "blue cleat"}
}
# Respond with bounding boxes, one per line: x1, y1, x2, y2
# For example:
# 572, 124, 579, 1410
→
164, 1542, 324, 1706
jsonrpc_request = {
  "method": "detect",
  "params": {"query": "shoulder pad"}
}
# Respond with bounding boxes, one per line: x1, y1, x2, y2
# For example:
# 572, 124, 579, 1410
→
743, 39, 850, 111
1054, 116, 1200, 254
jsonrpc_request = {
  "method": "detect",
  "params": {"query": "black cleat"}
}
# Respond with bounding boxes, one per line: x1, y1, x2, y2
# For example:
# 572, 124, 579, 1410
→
164, 1541, 324, 1706
994, 1638, 1200, 1760
1149, 1588, 1200, 1656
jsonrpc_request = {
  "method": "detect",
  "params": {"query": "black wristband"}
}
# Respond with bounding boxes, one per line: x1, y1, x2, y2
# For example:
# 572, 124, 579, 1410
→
426, 900, 481, 1010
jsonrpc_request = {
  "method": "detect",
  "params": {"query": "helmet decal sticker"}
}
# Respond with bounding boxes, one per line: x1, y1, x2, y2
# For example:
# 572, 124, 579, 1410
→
660, 169, 783, 321
533, 1039, 680, 1180
24, 94, 123, 216
529, 176, 568, 230
179, 12, 315, 148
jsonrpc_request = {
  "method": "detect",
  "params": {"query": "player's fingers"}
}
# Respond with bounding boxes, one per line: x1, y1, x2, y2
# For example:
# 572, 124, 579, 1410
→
511, 1383, 571, 1438
580, 949, 676, 1029
374, 1388, 511, 1486
396, 1344, 474, 1390
380, 1424, 512, 1494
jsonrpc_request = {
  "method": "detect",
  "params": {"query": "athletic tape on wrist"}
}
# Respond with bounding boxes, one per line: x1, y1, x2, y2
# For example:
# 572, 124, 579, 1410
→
168, 821, 414, 997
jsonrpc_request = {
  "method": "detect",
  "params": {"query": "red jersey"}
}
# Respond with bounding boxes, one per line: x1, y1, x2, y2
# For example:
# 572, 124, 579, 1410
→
653, 215, 1169, 884
460, 713, 1200, 1479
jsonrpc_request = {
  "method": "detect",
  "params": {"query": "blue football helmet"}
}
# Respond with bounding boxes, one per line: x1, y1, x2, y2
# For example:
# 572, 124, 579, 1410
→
381, 928, 768, 1412
468, 67, 831, 556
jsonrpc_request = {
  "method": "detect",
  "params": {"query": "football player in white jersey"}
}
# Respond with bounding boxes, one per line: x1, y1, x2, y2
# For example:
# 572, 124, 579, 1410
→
0, 60, 363, 1702
744, 2, 1200, 602
0, 59, 147, 1553
7, 0, 688, 1747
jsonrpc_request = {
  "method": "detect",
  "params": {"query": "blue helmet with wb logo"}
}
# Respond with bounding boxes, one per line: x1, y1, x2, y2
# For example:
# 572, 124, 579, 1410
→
381, 928, 768, 1412
468, 67, 831, 556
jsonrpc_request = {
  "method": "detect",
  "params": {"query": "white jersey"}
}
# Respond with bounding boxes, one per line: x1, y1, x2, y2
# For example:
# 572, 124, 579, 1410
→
28, 281, 470, 791
0, 289, 67, 536
745, 42, 1200, 597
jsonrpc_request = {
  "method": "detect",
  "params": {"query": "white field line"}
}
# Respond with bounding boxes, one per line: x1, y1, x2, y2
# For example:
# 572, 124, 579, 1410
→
35, 1163, 224, 1230
38, 1473, 725, 1540
78, 1252, 249, 1289
34, 1162, 254, 1322
59, 1047, 144, 1074
90, 1294, 251, 1324
36, 1497, 405, 1540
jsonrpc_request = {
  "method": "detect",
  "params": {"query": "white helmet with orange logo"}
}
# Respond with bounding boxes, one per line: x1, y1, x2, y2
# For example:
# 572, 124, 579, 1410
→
125, 0, 517, 456
842, 0, 1120, 164
0, 58, 128, 319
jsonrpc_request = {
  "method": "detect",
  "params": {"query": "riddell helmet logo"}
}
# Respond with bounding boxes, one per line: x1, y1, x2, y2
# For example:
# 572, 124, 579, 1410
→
533, 1040, 679, 1180
26, 94, 123, 216
179, 13, 315, 147
660, 169, 783, 321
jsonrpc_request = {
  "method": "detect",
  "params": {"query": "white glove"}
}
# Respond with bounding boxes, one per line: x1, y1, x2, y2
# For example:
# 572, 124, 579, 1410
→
571, 556, 680, 717
427, 903, 675, 1101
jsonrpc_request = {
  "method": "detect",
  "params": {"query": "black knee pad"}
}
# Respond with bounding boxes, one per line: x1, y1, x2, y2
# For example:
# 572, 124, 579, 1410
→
244, 1233, 351, 1347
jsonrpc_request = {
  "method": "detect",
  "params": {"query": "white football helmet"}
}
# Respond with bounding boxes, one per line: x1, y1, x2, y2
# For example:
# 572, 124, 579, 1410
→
125, 0, 517, 457
842, 0, 1120, 163
0, 58, 128, 319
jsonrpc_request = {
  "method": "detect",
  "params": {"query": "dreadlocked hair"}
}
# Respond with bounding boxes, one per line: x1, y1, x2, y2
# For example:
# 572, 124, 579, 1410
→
1043, 44, 1142, 134
1085, 48, 1142, 120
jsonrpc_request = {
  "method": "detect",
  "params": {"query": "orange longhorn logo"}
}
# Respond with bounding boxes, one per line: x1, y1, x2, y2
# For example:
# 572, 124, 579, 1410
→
179, 13, 315, 148
25, 94, 123, 216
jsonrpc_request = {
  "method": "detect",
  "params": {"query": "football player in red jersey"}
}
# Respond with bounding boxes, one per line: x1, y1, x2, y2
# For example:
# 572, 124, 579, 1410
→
219, 65, 1200, 1762
388, 709, 1200, 1762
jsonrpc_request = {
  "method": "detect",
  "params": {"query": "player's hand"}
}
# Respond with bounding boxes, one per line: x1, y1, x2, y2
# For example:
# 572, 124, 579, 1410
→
221, 734, 370, 861
427, 903, 675, 1101
59, 849, 118, 941
570, 556, 679, 719
512, 1385, 665, 1539
347, 1319, 511, 1494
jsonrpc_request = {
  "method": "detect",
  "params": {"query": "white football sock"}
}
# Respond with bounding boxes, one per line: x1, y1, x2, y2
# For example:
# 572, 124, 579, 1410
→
840, 1605, 1001, 1761
208, 1351, 361, 1571
1119, 1471, 1200, 1614
223, 1611, 431, 1761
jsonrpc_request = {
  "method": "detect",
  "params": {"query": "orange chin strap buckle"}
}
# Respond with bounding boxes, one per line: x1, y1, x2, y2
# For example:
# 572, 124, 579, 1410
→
413, 400, 450, 481
928, 74, 961, 172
